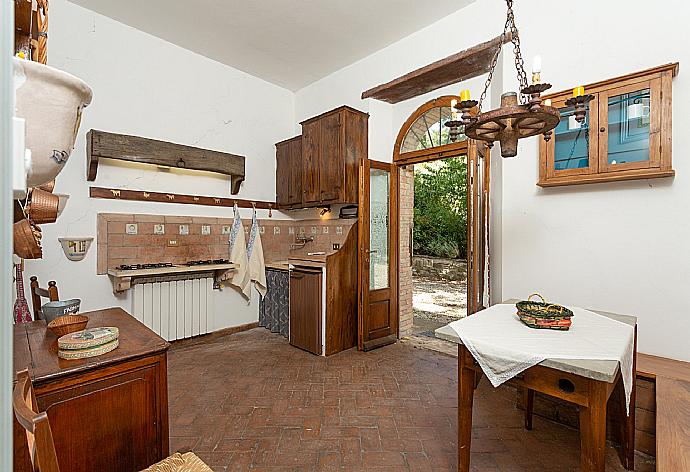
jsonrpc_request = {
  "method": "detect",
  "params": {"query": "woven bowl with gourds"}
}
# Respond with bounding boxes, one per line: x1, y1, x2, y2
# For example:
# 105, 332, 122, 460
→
515, 294, 574, 330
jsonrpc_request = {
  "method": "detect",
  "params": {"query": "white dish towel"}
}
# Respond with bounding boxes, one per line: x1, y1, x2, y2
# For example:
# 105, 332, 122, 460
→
448, 303, 635, 413
227, 204, 251, 300
247, 210, 267, 297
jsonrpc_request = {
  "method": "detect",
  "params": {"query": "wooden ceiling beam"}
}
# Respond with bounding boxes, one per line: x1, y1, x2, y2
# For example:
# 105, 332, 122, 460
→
361, 34, 511, 104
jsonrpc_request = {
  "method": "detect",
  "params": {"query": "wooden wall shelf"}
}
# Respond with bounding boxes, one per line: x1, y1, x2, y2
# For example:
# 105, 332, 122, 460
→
107, 263, 236, 294
89, 187, 276, 210
86, 130, 246, 194
361, 34, 511, 104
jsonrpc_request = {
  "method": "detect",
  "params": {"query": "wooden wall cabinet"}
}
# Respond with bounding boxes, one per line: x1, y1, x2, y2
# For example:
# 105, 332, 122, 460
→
539, 63, 678, 187
275, 136, 303, 208
275, 106, 368, 209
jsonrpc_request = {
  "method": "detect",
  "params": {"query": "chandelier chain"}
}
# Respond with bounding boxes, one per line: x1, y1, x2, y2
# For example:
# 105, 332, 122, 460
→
477, 0, 530, 111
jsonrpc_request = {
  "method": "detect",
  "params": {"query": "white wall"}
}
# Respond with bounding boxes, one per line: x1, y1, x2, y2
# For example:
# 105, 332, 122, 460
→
24, 0, 296, 330
295, 0, 690, 361
499, 0, 690, 362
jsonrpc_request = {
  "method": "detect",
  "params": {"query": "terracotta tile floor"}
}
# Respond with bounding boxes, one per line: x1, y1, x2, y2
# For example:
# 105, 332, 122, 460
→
168, 328, 655, 471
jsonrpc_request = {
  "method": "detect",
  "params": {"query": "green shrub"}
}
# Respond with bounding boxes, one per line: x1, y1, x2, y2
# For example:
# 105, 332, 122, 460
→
413, 157, 467, 259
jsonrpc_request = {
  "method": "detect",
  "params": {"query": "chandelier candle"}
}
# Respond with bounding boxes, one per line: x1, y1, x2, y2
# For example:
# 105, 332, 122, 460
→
531, 55, 542, 84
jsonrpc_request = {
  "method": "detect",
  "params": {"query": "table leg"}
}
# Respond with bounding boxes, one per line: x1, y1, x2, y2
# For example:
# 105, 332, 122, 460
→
458, 345, 475, 472
579, 381, 608, 472
524, 388, 534, 431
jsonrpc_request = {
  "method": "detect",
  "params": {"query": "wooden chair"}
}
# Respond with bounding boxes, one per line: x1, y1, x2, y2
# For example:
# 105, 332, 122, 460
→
13, 369, 213, 472
29, 276, 59, 320
13, 369, 60, 472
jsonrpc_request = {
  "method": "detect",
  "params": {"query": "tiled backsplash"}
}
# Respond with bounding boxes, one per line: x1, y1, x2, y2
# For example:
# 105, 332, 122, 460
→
97, 213, 355, 274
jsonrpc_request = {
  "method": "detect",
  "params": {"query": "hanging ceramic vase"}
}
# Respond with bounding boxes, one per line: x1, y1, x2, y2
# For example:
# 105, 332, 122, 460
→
13, 57, 93, 187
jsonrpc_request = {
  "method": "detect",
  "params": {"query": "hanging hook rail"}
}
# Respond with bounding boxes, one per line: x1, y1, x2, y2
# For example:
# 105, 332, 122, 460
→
89, 186, 277, 210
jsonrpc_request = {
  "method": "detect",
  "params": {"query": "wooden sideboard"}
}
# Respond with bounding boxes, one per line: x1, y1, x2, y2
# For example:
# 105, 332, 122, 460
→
13, 307, 170, 472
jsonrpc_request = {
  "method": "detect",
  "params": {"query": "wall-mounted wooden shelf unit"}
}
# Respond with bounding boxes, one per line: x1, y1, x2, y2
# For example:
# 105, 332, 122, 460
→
86, 130, 246, 194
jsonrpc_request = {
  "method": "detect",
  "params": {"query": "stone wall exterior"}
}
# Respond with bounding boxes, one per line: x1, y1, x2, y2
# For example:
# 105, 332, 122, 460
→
398, 167, 414, 338
412, 255, 467, 281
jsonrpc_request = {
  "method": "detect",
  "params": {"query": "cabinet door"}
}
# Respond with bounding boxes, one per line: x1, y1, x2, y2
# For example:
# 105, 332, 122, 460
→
598, 79, 660, 173
288, 137, 303, 206
319, 112, 342, 202
37, 363, 164, 472
302, 121, 321, 205
275, 141, 290, 207
541, 95, 599, 182
289, 269, 322, 355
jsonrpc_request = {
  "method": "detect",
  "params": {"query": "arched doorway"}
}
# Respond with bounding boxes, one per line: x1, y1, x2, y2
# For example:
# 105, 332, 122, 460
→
391, 96, 489, 340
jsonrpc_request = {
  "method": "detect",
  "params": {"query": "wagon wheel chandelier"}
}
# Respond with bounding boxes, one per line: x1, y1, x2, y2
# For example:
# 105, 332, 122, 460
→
445, 0, 584, 158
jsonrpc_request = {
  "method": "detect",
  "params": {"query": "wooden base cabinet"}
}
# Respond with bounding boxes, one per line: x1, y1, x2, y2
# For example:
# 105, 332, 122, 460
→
13, 308, 170, 472
289, 268, 323, 355
288, 223, 358, 356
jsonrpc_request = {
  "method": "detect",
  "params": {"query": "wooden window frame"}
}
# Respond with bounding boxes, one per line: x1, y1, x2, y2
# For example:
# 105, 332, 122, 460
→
538, 63, 678, 187
394, 96, 470, 166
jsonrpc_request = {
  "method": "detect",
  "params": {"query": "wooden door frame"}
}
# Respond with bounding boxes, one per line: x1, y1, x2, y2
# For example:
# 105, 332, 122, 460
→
358, 158, 398, 351
391, 95, 487, 339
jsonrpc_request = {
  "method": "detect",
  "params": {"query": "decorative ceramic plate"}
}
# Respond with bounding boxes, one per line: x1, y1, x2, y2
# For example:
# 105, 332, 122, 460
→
57, 326, 119, 350
58, 338, 119, 360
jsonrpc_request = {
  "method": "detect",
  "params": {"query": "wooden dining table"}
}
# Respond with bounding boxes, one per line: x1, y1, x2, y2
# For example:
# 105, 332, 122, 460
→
435, 302, 637, 472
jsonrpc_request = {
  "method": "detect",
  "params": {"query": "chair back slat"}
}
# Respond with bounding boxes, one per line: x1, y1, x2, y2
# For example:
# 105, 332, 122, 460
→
29, 277, 59, 320
13, 370, 61, 472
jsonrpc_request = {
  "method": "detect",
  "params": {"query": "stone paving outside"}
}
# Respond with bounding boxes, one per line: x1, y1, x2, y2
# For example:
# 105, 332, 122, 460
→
408, 275, 467, 355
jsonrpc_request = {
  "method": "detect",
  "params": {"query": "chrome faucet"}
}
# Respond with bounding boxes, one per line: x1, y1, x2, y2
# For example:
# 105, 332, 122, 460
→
290, 234, 314, 249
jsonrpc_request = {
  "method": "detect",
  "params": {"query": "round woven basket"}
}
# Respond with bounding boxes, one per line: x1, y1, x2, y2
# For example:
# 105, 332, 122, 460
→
27, 188, 59, 224
47, 314, 88, 337
13, 219, 42, 259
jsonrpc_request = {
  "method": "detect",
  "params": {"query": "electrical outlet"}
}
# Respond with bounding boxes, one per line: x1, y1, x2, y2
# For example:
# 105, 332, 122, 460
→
167, 239, 179, 247
332, 243, 340, 250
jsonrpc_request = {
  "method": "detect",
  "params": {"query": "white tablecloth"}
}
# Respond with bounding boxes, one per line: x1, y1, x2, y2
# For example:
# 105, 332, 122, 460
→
448, 303, 635, 413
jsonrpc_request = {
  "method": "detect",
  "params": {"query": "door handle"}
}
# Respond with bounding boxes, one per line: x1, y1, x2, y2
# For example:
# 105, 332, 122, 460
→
364, 249, 378, 254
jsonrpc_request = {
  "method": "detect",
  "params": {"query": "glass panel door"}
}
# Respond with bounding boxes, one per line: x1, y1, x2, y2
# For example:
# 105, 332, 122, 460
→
606, 88, 651, 165
554, 105, 592, 171
598, 79, 660, 173
369, 168, 390, 290
546, 97, 598, 178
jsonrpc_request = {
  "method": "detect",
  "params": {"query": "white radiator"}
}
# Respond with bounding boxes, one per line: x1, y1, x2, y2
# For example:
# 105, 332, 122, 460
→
132, 278, 214, 341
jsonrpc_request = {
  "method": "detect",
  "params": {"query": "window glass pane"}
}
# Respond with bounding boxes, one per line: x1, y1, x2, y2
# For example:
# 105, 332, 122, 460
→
554, 105, 590, 170
607, 88, 650, 165
369, 168, 389, 290
401, 106, 465, 153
